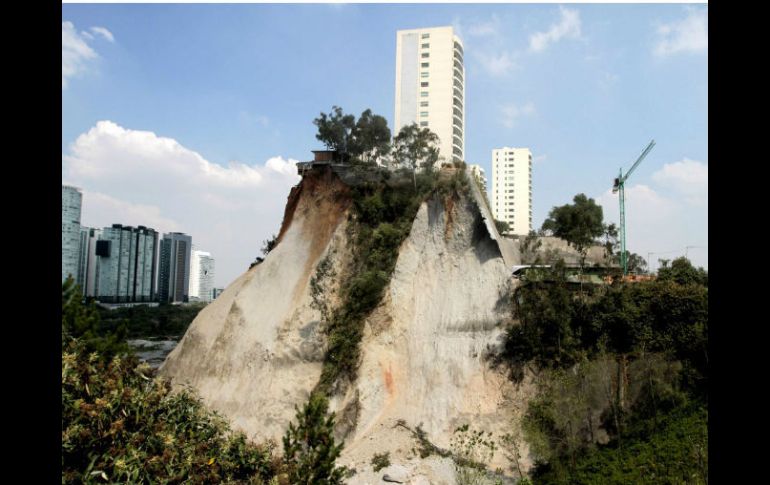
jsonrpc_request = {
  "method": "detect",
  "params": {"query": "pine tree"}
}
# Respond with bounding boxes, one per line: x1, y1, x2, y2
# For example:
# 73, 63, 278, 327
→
282, 393, 347, 484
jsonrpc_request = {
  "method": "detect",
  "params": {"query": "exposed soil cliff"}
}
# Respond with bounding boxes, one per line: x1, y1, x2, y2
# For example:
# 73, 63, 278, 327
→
161, 167, 533, 483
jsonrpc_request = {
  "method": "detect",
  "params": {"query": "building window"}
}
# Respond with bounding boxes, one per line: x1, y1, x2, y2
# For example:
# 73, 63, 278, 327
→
421, 33, 430, 39
421, 91, 428, 97
421, 72, 429, 78
421, 52, 429, 58
420, 111, 428, 117
421, 62, 429, 68
421, 81, 429, 87
421, 43, 430, 48
420, 101, 429, 107
420, 121, 428, 127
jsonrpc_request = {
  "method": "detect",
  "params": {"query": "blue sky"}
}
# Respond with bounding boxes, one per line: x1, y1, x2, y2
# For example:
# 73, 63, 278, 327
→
62, 3, 708, 287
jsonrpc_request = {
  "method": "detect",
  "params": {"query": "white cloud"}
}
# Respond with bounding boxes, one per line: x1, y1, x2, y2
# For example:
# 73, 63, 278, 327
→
239, 111, 270, 127
597, 183, 707, 270
62, 21, 97, 88
501, 102, 536, 128
654, 8, 708, 57
533, 154, 547, 164
90, 26, 115, 43
62, 21, 114, 88
529, 6, 582, 53
78, 191, 183, 234
474, 51, 516, 76
652, 158, 708, 205
63, 121, 302, 287
467, 15, 501, 37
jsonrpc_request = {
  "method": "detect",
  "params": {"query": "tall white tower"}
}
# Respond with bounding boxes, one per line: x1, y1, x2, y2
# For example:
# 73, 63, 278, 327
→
395, 26, 465, 167
62, 185, 83, 283
190, 249, 215, 303
491, 147, 533, 236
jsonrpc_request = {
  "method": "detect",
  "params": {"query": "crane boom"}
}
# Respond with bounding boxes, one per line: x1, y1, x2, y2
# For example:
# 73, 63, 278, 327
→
622, 139, 656, 183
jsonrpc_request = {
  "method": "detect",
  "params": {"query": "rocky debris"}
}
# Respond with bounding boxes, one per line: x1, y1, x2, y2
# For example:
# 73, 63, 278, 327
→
382, 464, 409, 483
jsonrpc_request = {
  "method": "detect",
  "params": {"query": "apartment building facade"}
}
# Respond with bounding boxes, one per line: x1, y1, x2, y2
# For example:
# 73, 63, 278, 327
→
491, 147, 533, 236
395, 26, 465, 167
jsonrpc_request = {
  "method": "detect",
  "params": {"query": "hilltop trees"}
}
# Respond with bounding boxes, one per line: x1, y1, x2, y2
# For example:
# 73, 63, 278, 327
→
313, 106, 391, 164
312, 107, 442, 173
392, 122, 441, 171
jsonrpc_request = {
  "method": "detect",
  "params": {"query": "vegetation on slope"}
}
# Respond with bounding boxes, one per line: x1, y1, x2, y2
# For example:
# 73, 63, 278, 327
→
501, 258, 708, 484
315, 167, 470, 394
63, 282, 348, 484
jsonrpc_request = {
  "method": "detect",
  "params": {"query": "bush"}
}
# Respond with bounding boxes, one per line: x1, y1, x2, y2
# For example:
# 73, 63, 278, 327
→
370, 452, 391, 472
62, 339, 278, 484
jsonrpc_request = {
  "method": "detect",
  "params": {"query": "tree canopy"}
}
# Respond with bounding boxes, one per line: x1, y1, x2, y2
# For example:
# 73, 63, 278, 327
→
313, 106, 391, 164
392, 123, 441, 171
541, 193, 606, 256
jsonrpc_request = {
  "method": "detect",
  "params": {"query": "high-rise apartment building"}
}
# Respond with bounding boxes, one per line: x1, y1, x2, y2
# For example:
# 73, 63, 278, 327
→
83, 227, 103, 297
95, 224, 159, 303
62, 185, 83, 283
395, 26, 465, 167
159, 232, 192, 303
189, 249, 215, 303
491, 148, 533, 236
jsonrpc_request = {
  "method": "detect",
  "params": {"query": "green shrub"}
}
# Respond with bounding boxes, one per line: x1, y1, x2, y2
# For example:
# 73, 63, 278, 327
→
282, 393, 348, 484
61, 339, 278, 484
370, 452, 391, 472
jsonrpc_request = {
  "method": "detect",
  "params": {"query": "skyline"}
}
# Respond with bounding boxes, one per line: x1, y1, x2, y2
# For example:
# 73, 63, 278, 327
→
62, 4, 708, 287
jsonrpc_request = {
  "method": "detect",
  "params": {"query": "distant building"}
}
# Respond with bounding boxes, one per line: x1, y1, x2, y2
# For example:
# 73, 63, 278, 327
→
189, 249, 215, 303
491, 147, 532, 236
395, 26, 465, 167
83, 228, 103, 297
95, 224, 159, 303
212, 288, 225, 300
468, 164, 487, 192
62, 185, 83, 283
159, 232, 192, 303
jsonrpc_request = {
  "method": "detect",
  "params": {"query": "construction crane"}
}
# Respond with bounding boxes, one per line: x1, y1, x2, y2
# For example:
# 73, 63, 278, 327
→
612, 140, 656, 276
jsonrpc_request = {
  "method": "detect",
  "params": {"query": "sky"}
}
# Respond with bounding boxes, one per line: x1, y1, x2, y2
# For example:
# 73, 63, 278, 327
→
62, 3, 708, 287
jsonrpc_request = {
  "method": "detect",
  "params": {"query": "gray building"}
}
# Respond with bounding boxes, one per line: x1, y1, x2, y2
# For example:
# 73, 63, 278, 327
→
159, 232, 192, 303
81, 227, 103, 297
95, 224, 159, 303
62, 185, 83, 283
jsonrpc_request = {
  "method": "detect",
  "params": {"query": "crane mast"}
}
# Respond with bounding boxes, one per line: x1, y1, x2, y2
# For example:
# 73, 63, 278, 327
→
613, 140, 655, 275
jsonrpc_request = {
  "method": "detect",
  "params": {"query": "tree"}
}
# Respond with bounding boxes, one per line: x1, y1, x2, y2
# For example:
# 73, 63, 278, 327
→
657, 257, 707, 286
541, 194, 605, 263
626, 253, 647, 274
62, 277, 128, 357
393, 123, 441, 189
283, 393, 347, 484
314, 106, 356, 153
495, 220, 510, 235
314, 106, 392, 165
393, 123, 440, 170
262, 234, 278, 256
350, 108, 391, 164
